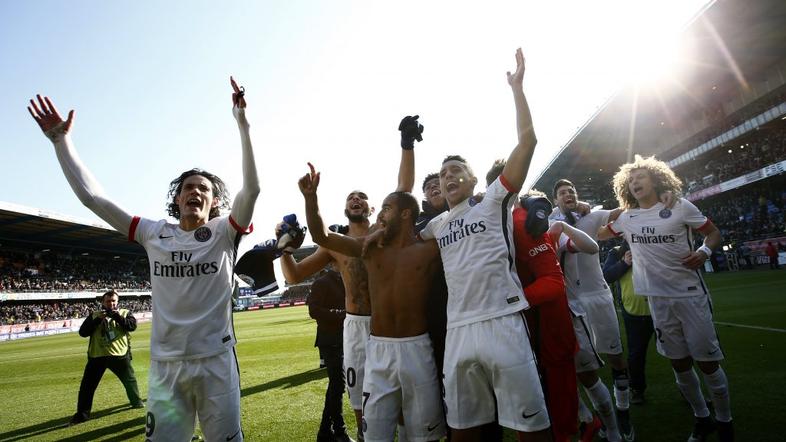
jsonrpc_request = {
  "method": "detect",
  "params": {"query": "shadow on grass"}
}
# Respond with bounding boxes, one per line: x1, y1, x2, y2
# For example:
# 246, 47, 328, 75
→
0, 404, 136, 442
264, 318, 313, 327
56, 416, 146, 442
241, 368, 326, 397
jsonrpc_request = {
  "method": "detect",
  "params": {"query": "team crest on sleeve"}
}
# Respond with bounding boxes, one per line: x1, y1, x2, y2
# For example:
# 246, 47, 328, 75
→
194, 226, 212, 242
659, 208, 672, 219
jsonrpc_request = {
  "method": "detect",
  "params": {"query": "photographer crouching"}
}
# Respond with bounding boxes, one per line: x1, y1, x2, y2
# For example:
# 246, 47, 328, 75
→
70, 289, 144, 425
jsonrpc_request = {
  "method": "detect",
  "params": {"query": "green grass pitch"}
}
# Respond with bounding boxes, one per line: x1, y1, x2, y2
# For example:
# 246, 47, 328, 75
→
1, 269, 784, 441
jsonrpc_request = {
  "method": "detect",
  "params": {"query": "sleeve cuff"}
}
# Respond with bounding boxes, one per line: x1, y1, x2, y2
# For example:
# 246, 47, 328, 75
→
606, 223, 621, 237
128, 216, 141, 243
696, 218, 712, 234
499, 174, 519, 193
229, 216, 254, 234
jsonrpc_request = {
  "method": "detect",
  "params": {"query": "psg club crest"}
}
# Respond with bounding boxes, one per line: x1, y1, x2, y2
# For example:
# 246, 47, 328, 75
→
659, 208, 672, 219
194, 226, 212, 242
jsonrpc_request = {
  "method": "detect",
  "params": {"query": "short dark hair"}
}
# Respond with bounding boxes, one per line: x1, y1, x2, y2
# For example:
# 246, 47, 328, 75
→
552, 179, 575, 198
442, 155, 475, 177
388, 191, 420, 225
101, 290, 119, 301
422, 173, 439, 192
167, 169, 230, 220
485, 159, 506, 186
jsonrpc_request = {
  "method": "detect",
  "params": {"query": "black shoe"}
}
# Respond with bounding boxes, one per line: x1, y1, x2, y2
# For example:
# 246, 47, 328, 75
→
316, 431, 333, 442
688, 416, 716, 442
717, 420, 734, 442
68, 412, 88, 426
617, 409, 635, 441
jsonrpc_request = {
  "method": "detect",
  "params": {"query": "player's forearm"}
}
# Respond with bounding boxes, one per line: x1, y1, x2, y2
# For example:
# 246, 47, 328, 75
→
502, 85, 537, 191
396, 149, 415, 193
51, 135, 132, 233
563, 223, 599, 254
304, 194, 328, 245
603, 253, 629, 284
703, 228, 722, 251
78, 314, 100, 337
230, 120, 260, 228
279, 254, 306, 284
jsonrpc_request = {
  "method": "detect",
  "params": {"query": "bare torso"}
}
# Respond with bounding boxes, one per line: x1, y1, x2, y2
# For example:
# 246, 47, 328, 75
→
364, 240, 440, 337
331, 251, 371, 315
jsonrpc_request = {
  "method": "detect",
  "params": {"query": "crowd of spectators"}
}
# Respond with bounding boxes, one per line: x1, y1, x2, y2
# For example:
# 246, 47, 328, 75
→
0, 297, 152, 326
0, 249, 150, 293
678, 127, 786, 193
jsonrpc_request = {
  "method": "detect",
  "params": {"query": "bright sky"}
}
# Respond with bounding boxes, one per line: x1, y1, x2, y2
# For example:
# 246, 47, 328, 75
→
0, 1, 708, 269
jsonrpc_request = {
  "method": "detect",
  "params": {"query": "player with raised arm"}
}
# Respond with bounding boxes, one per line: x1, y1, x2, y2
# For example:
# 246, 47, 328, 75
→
298, 162, 446, 442
27, 78, 259, 441
278, 117, 421, 442
417, 48, 551, 441
598, 155, 732, 442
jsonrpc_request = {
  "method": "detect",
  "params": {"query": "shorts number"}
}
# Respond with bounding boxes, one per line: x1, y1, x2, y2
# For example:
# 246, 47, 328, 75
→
145, 411, 156, 437
347, 367, 356, 388
362, 392, 370, 414
655, 328, 666, 344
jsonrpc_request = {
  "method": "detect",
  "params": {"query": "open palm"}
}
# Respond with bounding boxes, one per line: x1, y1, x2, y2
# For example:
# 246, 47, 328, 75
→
28, 94, 74, 135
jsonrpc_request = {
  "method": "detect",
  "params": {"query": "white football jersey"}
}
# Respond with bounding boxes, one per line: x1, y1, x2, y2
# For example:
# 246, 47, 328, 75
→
554, 233, 584, 316
420, 177, 527, 328
130, 215, 248, 360
608, 198, 710, 298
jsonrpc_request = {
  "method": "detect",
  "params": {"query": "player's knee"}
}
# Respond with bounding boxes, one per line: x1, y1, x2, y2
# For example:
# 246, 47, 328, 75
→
670, 357, 693, 372
696, 360, 720, 374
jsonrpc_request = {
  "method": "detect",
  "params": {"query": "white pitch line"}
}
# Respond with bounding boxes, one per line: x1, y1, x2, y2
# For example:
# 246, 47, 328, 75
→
714, 321, 786, 333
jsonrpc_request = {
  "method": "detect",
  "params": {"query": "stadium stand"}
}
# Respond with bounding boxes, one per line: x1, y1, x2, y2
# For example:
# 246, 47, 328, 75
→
532, 0, 786, 270
0, 202, 152, 334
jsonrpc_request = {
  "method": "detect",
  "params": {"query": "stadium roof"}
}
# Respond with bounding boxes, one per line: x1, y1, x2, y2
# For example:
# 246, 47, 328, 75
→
533, 0, 786, 194
0, 201, 144, 256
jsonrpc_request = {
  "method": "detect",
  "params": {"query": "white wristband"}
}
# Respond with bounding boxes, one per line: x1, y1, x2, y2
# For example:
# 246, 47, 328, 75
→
697, 245, 712, 258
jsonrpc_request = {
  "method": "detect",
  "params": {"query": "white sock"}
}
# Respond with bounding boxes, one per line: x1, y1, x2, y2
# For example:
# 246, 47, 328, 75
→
702, 367, 732, 423
674, 368, 710, 418
612, 368, 631, 410
585, 380, 621, 442
578, 389, 594, 423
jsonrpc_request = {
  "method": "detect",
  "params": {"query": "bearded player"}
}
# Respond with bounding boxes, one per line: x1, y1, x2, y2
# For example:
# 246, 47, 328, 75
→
28, 78, 259, 441
278, 116, 422, 441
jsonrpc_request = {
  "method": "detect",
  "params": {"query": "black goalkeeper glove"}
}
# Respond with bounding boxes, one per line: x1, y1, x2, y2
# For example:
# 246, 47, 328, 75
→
398, 115, 424, 150
522, 196, 553, 237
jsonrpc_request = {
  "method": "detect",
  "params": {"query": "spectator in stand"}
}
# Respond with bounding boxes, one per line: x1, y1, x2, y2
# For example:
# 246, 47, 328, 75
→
766, 241, 780, 270
70, 290, 144, 425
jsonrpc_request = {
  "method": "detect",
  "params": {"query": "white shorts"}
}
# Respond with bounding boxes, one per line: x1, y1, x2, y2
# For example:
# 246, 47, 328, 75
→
146, 349, 242, 442
443, 312, 550, 432
572, 313, 604, 373
647, 295, 723, 361
344, 314, 371, 410
580, 293, 624, 355
362, 334, 446, 442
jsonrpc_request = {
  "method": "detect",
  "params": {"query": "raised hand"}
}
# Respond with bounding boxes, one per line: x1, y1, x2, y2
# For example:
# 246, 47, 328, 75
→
27, 95, 75, 141
398, 115, 424, 150
506, 48, 525, 88
362, 227, 387, 257
230, 76, 247, 108
298, 162, 321, 196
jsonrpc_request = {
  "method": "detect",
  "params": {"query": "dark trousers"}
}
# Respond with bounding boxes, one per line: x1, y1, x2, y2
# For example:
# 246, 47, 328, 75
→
76, 354, 142, 418
318, 343, 346, 435
621, 308, 655, 393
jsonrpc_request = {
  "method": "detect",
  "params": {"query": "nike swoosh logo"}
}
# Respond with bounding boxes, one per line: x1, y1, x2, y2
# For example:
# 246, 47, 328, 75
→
522, 410, 541, 419
629, 215, 639, 218
427, 423, 440, 432
708, 349, 719, 355
159, 235, 174, 239
610, 343, 619, 349
581, 361, 592, 367
226, 430, 240, 441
